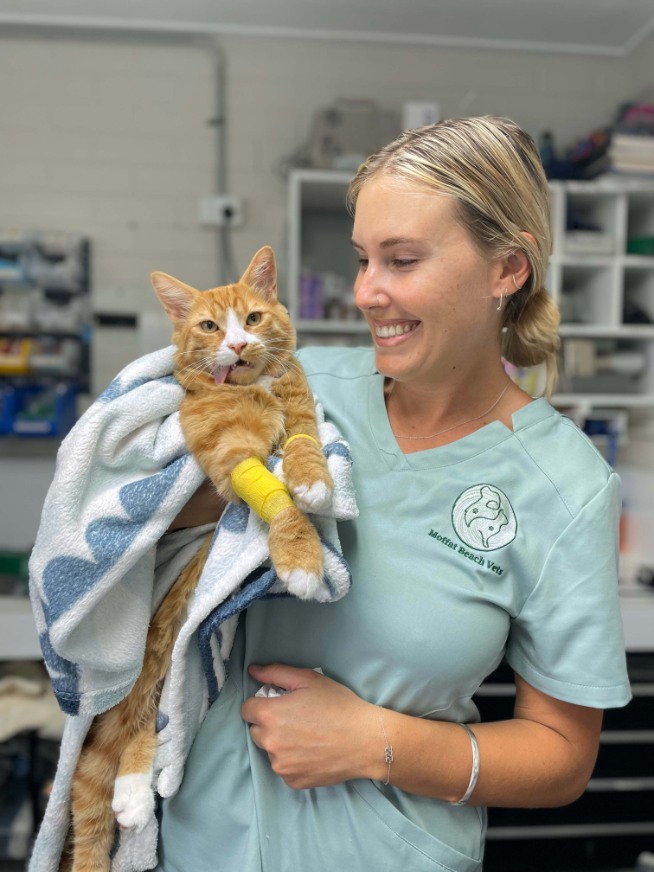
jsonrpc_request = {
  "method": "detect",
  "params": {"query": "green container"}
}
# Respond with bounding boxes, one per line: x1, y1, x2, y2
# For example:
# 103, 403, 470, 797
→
627, 236, 654, 256
0, 549, 30, 582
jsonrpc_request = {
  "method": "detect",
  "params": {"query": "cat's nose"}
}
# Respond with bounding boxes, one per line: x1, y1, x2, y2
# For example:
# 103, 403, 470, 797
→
229, 342, 247, 357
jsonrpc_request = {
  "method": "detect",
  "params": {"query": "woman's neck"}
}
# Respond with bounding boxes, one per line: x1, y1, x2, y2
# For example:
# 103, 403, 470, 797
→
384, 368, 530, 453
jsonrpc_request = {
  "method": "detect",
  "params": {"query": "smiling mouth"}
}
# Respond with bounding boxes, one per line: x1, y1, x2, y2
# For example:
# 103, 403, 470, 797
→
374, 321, 419, 339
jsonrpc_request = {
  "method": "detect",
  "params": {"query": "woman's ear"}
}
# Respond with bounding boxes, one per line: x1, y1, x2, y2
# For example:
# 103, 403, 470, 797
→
500, 231, 535, 296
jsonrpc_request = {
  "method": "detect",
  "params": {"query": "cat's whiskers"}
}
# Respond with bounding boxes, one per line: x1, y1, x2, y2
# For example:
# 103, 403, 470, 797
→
174, 357, 214, 381
256, 353, 295, 385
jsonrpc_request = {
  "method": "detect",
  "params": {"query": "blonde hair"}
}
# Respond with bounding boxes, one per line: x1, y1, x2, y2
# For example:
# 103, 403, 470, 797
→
347, 116, 560, 396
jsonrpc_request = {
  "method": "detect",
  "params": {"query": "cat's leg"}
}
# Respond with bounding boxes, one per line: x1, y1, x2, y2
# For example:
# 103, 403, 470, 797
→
268, 505, 324, 600
271, 361, 334, 513
111, 724, 158, 833
282, 436, 333, 515
70, 712, 123, 872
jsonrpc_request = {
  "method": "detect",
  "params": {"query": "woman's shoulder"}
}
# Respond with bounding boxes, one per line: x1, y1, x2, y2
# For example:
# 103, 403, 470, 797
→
296, 345, 376, 381
514, 399, 618, 516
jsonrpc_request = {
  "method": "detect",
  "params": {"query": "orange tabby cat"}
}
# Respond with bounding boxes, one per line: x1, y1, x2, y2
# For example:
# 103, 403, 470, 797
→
66, 246, 332, 871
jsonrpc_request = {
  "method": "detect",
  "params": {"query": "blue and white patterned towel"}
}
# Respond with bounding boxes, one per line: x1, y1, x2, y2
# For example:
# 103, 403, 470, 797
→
27, 345, 358, 872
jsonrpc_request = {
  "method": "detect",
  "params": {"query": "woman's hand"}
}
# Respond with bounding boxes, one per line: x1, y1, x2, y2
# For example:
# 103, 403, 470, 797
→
166, 479, 226, 532
241, 664, 382, 789
242, 667, 603, 805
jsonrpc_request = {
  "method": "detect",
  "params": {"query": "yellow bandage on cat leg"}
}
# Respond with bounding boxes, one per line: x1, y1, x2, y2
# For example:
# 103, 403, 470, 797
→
231, 457, 294, 523
284, 433, 320, 449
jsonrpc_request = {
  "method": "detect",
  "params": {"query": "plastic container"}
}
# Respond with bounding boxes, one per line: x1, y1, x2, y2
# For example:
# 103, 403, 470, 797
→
0, 383, 78, 437
627, 236, 654, 256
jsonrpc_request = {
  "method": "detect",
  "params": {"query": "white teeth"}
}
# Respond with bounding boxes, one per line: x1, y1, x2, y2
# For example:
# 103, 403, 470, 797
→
375, 323, 416, 338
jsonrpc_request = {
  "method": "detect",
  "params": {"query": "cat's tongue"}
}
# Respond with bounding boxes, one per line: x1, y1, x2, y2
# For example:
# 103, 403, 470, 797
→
212, 365, 231, 385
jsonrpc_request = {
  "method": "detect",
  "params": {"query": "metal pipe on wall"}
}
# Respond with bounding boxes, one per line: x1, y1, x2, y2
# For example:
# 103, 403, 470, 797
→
0, 21, 237, 284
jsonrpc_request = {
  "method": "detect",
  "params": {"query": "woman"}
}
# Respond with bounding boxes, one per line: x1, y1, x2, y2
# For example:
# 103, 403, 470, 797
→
155, 116, 631, 871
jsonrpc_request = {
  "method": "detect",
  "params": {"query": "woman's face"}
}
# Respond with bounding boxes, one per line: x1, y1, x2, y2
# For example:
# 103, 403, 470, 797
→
352, 174, 505, 389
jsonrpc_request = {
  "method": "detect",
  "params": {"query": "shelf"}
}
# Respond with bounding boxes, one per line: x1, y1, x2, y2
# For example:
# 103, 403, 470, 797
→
288, 168, 354, 210
0, 233, 91, 421
557, 255, 616, 268
0, 596, 40, 660
560, 178, 654, 195
554, 393, 654, 408
297, 319, 369, 334
558, 325, 654, 338
619, 588, 654, 652
287, 173, 654, 417
622, 255, 654, 268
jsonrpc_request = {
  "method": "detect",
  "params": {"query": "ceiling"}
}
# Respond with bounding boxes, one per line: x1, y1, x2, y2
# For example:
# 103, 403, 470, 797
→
0, 0, 654, 57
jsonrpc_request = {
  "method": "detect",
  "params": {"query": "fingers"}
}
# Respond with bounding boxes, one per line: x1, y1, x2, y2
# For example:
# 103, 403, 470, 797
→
247, 663, 319, 693
241, 669, 307, 728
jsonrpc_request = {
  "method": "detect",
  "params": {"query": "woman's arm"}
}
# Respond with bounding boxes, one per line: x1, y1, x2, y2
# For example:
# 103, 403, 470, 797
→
378, 672, 602, 806
241, 665, 602, 807
166, 479, 226, 532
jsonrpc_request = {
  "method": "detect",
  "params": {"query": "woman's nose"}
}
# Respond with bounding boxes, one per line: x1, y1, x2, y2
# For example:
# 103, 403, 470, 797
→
354, 268, 384, 311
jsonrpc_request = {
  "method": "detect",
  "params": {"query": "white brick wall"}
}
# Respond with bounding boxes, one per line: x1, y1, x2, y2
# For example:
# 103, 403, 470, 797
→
0, 36, 217, 318
0, 29, 652, 393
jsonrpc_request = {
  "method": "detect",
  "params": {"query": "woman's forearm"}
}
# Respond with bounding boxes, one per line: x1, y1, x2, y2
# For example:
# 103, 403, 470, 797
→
375, 679, 602, 808
243, 666, 602, 806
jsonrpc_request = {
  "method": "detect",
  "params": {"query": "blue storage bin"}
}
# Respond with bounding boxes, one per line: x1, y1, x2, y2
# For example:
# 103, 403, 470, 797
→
0, 386, 16, 434
1, 383, 78, 437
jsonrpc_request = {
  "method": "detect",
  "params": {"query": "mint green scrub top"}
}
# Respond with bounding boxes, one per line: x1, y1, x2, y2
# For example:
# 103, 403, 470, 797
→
157, 347, 632, 872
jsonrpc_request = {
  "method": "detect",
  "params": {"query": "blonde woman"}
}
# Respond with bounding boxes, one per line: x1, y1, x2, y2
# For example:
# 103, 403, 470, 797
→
157, 117, 630, 871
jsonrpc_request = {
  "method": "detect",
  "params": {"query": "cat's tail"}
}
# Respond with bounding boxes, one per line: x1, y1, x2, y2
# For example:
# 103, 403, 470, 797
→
69, 707, 128, 872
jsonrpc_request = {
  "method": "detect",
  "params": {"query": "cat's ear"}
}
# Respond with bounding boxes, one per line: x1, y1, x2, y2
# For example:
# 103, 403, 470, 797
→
240, 246, 277, 302
151, 272, 198, 325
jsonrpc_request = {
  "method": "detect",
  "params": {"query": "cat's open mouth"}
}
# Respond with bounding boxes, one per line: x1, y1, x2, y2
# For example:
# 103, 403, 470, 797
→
212, 360, 253, 385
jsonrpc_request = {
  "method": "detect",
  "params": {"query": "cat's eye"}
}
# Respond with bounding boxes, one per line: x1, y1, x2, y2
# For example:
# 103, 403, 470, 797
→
246, 312, 262, 326
200, 320, 218, 333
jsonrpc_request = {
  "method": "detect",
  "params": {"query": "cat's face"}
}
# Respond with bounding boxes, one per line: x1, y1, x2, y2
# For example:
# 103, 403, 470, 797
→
151, 246, 295, 389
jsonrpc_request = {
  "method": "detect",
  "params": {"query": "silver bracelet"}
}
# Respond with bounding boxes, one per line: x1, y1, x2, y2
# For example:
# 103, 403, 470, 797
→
453, 723, 480, 806
379, 713, 394, 785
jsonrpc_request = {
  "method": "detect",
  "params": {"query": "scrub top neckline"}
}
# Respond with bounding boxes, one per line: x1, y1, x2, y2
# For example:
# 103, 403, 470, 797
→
368, 369, 556, 470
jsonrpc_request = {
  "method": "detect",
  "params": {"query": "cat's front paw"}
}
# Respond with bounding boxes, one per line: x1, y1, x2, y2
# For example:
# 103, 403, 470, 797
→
112, 773, 155, 833
277, 567, 323, 600
291, 480, 333, 514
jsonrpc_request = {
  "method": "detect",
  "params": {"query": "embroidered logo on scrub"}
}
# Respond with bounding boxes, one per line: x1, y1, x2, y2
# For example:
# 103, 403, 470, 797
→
452, 484, 517, 551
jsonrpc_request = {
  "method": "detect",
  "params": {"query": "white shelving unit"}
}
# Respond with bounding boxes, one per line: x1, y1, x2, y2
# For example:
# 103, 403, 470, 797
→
286, 168, 369, 344
549, 179, 654, 412
286, 170, 654, 412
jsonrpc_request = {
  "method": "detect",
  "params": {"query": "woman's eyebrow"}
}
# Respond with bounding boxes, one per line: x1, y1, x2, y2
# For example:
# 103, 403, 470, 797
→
351, 236, 425, 250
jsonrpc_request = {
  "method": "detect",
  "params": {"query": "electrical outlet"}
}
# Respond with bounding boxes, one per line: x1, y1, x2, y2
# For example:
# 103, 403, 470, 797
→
198, 195, 244, 228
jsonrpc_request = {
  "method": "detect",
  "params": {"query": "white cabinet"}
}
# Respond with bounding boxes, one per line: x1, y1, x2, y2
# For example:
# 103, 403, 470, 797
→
285, 169, 366, 343
549, 180, 654, 410
285, 170, 654, 411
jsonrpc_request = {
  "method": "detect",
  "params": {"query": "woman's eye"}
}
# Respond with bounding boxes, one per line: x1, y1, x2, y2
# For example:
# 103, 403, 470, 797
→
200, 320, 218, 333
246, 312, 262, 326
393, 258, 418, 268
357, 258, 369, 270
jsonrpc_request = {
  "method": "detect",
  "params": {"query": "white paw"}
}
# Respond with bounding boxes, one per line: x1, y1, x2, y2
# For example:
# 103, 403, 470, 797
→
278, 568, 322, 601
292, 481, 332, 514
112, 773, 155, 833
